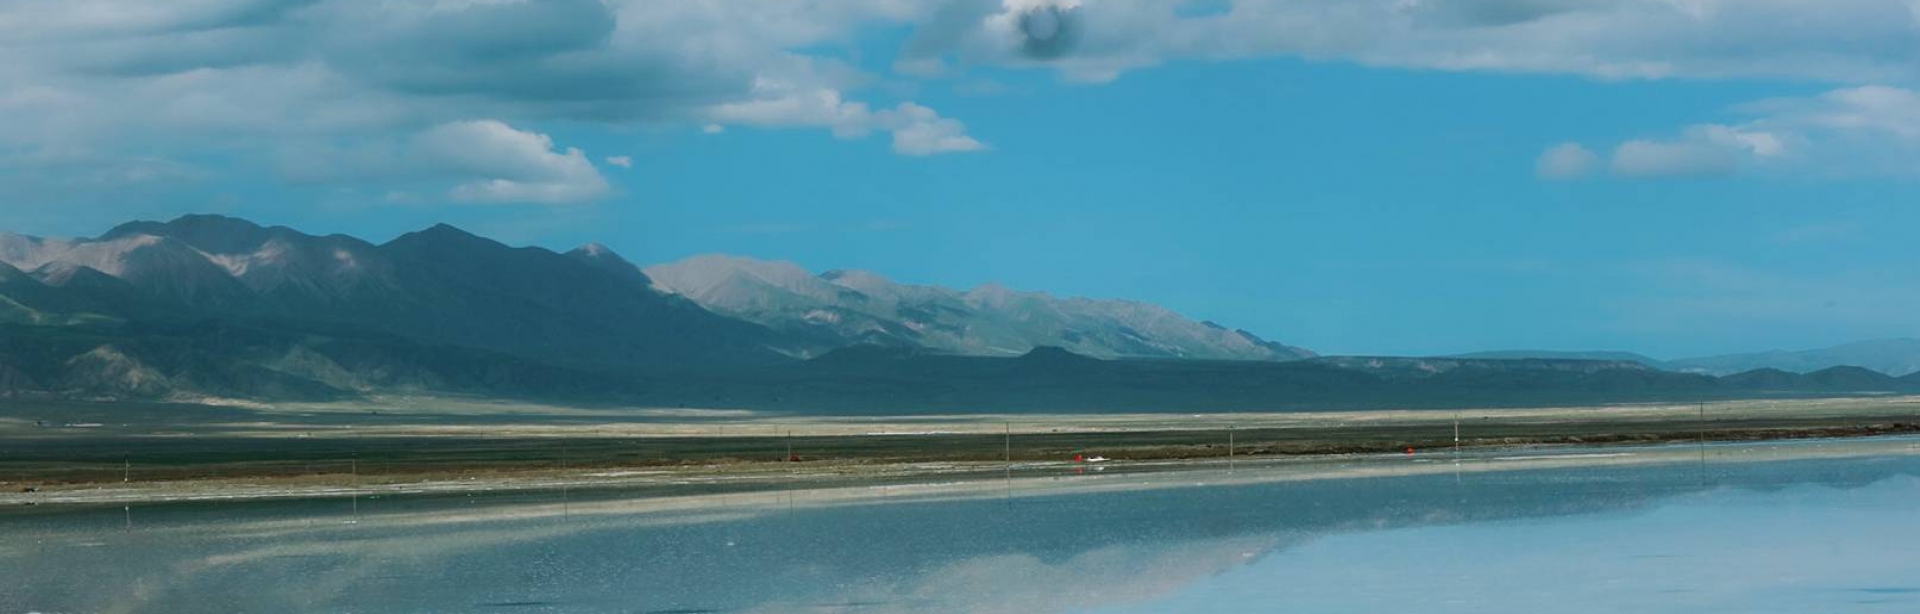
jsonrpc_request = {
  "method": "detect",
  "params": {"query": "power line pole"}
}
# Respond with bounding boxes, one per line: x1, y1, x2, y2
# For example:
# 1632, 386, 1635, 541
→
1227, 424, 1235, 471
1004, 422, 1012, 475
1453, 412, 1461, 456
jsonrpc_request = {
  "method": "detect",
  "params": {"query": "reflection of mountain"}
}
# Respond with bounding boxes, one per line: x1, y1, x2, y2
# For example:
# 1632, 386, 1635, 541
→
6, 444, 1915, 614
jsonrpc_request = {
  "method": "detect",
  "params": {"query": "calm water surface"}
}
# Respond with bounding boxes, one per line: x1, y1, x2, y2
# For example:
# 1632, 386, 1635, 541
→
4, 437, 1919, 613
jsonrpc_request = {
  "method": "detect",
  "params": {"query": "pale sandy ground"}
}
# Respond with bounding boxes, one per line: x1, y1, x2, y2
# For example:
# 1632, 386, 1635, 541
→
3, 395, 1918, 508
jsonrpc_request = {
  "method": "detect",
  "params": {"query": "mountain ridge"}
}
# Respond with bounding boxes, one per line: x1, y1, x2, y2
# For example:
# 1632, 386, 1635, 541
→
3, 214, 1916, 410
1668, 338, 1920, 377
644, 253, 1314, 361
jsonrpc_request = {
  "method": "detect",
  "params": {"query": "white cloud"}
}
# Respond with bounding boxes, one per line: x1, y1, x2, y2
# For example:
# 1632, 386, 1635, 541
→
883, 102, 988, 155
708, 85, 987, 155
604, 156, 633, 169
1580, 85, 1920, 179
1535, 142, 1598, 180
13, 0, 1920, 212
278, 119, 612, 205
1609, 125, 1783, 178
901, 0, 1920, 85
702, 124, 725, 134
414, 120, 609, 205
0, 0, 965, 212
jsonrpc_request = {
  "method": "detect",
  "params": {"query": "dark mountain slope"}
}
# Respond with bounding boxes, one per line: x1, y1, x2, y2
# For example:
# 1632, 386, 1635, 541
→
0, 320, 654, 402
374, 224, 787, 369
4, 216, 792, 371
631, 348, 1813, 415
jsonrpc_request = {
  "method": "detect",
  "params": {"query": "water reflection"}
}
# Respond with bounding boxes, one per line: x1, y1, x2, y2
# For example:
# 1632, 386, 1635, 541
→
4, 438, 1918, 613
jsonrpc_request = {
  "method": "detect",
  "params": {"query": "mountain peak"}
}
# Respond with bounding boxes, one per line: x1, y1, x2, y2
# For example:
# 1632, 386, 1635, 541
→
572, 242, 618, 259
422, 222, 471, 236
1018, 345, 1098, 363
386, 223, 494, 251
102, 213, 268, 245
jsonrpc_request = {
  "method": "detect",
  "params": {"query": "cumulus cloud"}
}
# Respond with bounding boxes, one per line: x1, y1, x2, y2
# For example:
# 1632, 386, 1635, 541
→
414, 120, 609, 205
12, 0, 1920, 211
0, 0, 969, 210
1609, 125, 1784, 178
708, 86, 987, 155
900, 0, 1920, 85
886, 103, 988, 155
1569, 85, 1920, 179
1535, 143, 1598, 180
276, 119, 610, 205
604, 156, 633, 169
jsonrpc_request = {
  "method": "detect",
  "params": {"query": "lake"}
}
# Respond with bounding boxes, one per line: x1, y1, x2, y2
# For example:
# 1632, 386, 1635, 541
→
4, 437, 1919, 613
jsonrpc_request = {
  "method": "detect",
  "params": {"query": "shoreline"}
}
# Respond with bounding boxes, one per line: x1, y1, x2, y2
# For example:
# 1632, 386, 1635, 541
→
6, 421, 1920, 509
5, 395, 1919, 508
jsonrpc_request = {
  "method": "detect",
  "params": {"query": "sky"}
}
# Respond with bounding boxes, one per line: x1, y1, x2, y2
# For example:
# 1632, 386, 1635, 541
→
3, 0, 1920, 359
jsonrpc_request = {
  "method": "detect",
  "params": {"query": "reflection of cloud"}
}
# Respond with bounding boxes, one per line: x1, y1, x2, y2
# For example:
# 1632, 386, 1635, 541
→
738, 535, 1282, 614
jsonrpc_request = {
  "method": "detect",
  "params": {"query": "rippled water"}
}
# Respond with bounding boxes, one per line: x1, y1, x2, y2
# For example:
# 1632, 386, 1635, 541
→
4, 437, 1919, 613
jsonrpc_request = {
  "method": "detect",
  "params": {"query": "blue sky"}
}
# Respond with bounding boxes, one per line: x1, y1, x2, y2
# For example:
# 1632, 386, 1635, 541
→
3, 0, 1919, 358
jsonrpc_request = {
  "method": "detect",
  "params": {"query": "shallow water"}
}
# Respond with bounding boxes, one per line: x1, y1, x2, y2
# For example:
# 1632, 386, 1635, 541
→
4, 438, 1919, 613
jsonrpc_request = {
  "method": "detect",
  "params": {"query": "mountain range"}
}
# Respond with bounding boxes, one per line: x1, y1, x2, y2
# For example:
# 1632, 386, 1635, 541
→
0, 215, 1312, 402
1452, 339, 1920, 378
1, 214, 1916, 410
643, 254, 1312, 361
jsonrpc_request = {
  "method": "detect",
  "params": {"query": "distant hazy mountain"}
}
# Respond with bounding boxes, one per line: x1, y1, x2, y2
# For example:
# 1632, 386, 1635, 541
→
644, 254, 1313, 361
1449, 350, 1668, 368
1670, 339, 1920, 377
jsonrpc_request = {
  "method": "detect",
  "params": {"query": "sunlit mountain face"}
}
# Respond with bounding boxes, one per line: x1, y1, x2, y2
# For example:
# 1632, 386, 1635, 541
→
645, 254, 1313, 361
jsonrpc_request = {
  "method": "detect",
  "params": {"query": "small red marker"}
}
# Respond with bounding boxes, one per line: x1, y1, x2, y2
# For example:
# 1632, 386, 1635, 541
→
1405, 446, 1414, 455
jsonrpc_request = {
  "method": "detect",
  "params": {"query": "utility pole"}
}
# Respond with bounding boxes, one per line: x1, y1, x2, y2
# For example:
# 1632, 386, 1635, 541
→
561, 444, 571, 519
1004, 422, 1012, 473
1227, 424, 1235, 471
